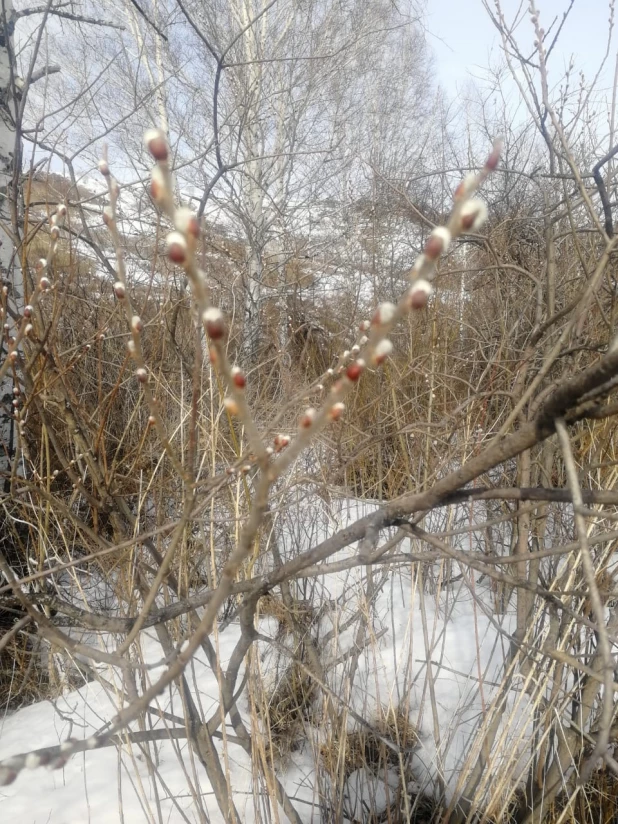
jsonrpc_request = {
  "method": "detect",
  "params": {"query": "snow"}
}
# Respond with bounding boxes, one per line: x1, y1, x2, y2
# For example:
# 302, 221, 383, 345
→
0, 496, 530, 822
0, 681, 152, 823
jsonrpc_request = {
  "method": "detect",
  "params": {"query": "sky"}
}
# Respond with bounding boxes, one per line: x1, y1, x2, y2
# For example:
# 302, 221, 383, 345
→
427, 0, 616, 99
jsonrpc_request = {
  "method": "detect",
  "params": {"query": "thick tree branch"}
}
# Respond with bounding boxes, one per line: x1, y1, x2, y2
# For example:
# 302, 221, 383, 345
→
14, 5, 126, 31
592, 144, 618, 238
442, 486, 618, 506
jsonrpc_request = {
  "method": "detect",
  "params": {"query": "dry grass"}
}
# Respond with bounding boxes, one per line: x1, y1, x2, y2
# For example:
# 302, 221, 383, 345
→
258, 593, 317, 636
255, 659, 317, 760
320, 706, 419, 778
540, 769, 618, 824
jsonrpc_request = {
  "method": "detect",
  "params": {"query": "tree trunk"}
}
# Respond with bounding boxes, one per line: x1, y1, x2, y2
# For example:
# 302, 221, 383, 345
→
0, 0, 21, 481
241, 175, 265, 366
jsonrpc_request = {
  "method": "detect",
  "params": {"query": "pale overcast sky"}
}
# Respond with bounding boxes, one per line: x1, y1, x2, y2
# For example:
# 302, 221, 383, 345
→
427, 0, 615, 97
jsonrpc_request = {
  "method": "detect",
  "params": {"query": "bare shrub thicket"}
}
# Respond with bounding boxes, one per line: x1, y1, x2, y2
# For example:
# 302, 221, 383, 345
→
2, 1, 618, 822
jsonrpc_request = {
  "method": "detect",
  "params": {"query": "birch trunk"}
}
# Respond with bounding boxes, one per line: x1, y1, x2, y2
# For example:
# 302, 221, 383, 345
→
0, 0, 21, 481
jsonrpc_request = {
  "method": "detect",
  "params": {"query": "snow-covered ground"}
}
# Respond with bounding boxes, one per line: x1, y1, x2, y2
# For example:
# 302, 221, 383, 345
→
0, 497, 529, 823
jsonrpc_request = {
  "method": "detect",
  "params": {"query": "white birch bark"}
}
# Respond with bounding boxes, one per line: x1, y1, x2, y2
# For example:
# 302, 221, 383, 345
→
234, 0, 267, 366
0, 0, 21, 479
